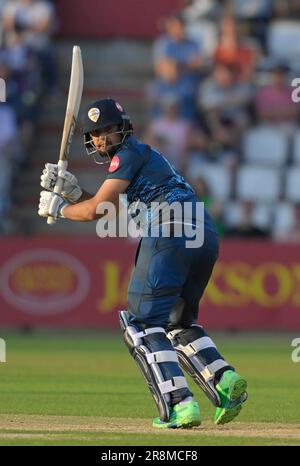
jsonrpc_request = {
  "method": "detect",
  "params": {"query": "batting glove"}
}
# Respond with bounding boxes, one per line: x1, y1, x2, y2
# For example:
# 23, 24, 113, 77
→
40, 163, 83, 203
38, 191, 69, 219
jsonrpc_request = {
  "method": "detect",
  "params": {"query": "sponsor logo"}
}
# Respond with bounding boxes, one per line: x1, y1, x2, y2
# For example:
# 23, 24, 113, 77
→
0, 249, 90, 315
108, 155, 120, 173
88, 107, 100, 122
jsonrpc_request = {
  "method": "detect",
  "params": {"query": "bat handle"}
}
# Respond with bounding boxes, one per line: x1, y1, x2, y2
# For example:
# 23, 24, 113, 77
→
47, 160, 69, 225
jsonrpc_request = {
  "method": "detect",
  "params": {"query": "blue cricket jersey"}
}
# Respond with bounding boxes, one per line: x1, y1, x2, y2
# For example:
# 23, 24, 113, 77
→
106, 136, 216, 234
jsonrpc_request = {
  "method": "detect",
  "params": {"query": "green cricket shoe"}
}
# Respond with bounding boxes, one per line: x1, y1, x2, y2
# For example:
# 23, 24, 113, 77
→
153, 400, 201, 429
214, 370, 248, 425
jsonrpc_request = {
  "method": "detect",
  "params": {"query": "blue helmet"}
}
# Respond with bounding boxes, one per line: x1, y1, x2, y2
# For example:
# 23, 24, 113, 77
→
82, 98, 133, 163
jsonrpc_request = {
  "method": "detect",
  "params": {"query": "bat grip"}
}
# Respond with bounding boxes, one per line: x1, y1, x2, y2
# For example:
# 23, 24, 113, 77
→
47, 160, 69, 225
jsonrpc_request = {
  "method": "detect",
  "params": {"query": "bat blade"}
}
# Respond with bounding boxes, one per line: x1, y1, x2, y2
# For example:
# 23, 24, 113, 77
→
59, 46, 84, 162
47, 45, 84, 225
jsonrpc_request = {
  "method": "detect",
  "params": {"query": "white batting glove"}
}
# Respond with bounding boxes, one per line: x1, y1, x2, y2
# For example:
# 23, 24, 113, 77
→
40, 163, 83, 203
38, 191, 69, 219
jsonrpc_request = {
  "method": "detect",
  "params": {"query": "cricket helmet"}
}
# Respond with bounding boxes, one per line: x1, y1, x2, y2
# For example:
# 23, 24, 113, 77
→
82, 98, 133, 163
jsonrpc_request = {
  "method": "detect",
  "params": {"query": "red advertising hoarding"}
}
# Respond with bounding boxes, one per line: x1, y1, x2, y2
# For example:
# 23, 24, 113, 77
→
0, 237, 299, 330
56, 0, 184, 38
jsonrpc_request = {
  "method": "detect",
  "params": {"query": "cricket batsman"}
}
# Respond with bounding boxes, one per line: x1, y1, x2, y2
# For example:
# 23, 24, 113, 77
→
38, 98, 247, 428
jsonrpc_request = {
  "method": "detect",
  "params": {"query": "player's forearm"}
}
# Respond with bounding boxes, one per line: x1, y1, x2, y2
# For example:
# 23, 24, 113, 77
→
62, 199, 99, 222
62, 196, 119, 222
76, 189, 94, 203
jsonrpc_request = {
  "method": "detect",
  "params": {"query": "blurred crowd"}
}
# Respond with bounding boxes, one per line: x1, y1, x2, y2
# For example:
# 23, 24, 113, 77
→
144, 0, 300, 242
1, 0, 300, 243
0, 0, 57, 233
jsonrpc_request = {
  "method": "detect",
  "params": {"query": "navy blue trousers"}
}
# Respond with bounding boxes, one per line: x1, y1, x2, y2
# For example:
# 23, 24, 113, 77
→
127, 230, 219, 329
126, 230, 219, 405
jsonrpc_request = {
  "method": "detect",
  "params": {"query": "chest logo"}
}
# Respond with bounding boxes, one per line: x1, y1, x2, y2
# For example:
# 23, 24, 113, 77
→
109, 155, 120, 173
88, 108, 100, 122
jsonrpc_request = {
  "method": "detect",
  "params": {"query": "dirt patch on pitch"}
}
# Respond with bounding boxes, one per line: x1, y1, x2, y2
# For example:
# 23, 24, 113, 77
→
0, 415, 300, 440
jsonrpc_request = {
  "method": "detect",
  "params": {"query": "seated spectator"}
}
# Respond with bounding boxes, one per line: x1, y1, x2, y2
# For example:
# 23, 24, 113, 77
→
185, 116, 240, 170
198, 62, 253, 132
153, 12, 204, 78
3, 0, 55, 50
144, 95, 192, 173
255, 62, 298, 131
147, 58, 198, 121
182, 0, 219, 59
225, 200, 271, 238
183, 0, 221, 21
273, 0, 300, 19
233, 0, 272, 19
0, 41, 41, 155
2, 0, 57, 93
214, 14, 260, 81
209, 116, 241, 169
0, 0, 8, 46
233, 0, 273, 47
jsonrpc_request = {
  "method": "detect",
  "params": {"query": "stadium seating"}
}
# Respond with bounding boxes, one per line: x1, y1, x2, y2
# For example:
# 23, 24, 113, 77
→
243, 126, 289, 167
285, 167, 300, 203
272, 202, 295, 238
187, 162, 232, 201
224, 201, 273, 230
267, 20, 300, 62
293, 130, 300, 164
236, 165, 282, 202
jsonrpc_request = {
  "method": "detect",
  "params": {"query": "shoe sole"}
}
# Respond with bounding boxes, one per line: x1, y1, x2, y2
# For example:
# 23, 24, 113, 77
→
153, 416, 201, 429
175, 417, 201, 429
215, 378, 248, 425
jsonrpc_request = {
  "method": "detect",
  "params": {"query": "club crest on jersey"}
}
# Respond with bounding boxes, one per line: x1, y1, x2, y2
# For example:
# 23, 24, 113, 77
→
109, 155, 120, 173
88, 107, 100, 123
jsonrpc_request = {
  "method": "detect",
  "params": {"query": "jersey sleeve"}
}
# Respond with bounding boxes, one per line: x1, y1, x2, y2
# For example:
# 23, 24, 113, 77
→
106, 148, 145, 181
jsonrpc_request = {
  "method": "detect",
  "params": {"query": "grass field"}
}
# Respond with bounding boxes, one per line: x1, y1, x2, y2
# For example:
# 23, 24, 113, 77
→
0, 330, 299, 446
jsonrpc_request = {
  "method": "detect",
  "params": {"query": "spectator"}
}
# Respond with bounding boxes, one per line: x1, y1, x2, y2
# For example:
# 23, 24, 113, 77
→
184, 116, 240, 170
144, 95, 192, 173
2, 0, 57, 93
147, 58, 198, 121
0, 42, 41, 155
214, 15, 261, 81
273, 0, 300, 19
198, 62, 253, 132
183, 0, 221, 21
255, 62, 299, 130
233, 0, 273, 47
182, 0, 219, 59
153, 12, 204, 78
0, 0, 8, 46
225, 200, 271, 238
209, 116, 241, 169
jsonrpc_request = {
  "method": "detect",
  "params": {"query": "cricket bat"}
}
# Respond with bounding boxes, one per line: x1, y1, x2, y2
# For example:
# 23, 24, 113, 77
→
47, 45, 84, 225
